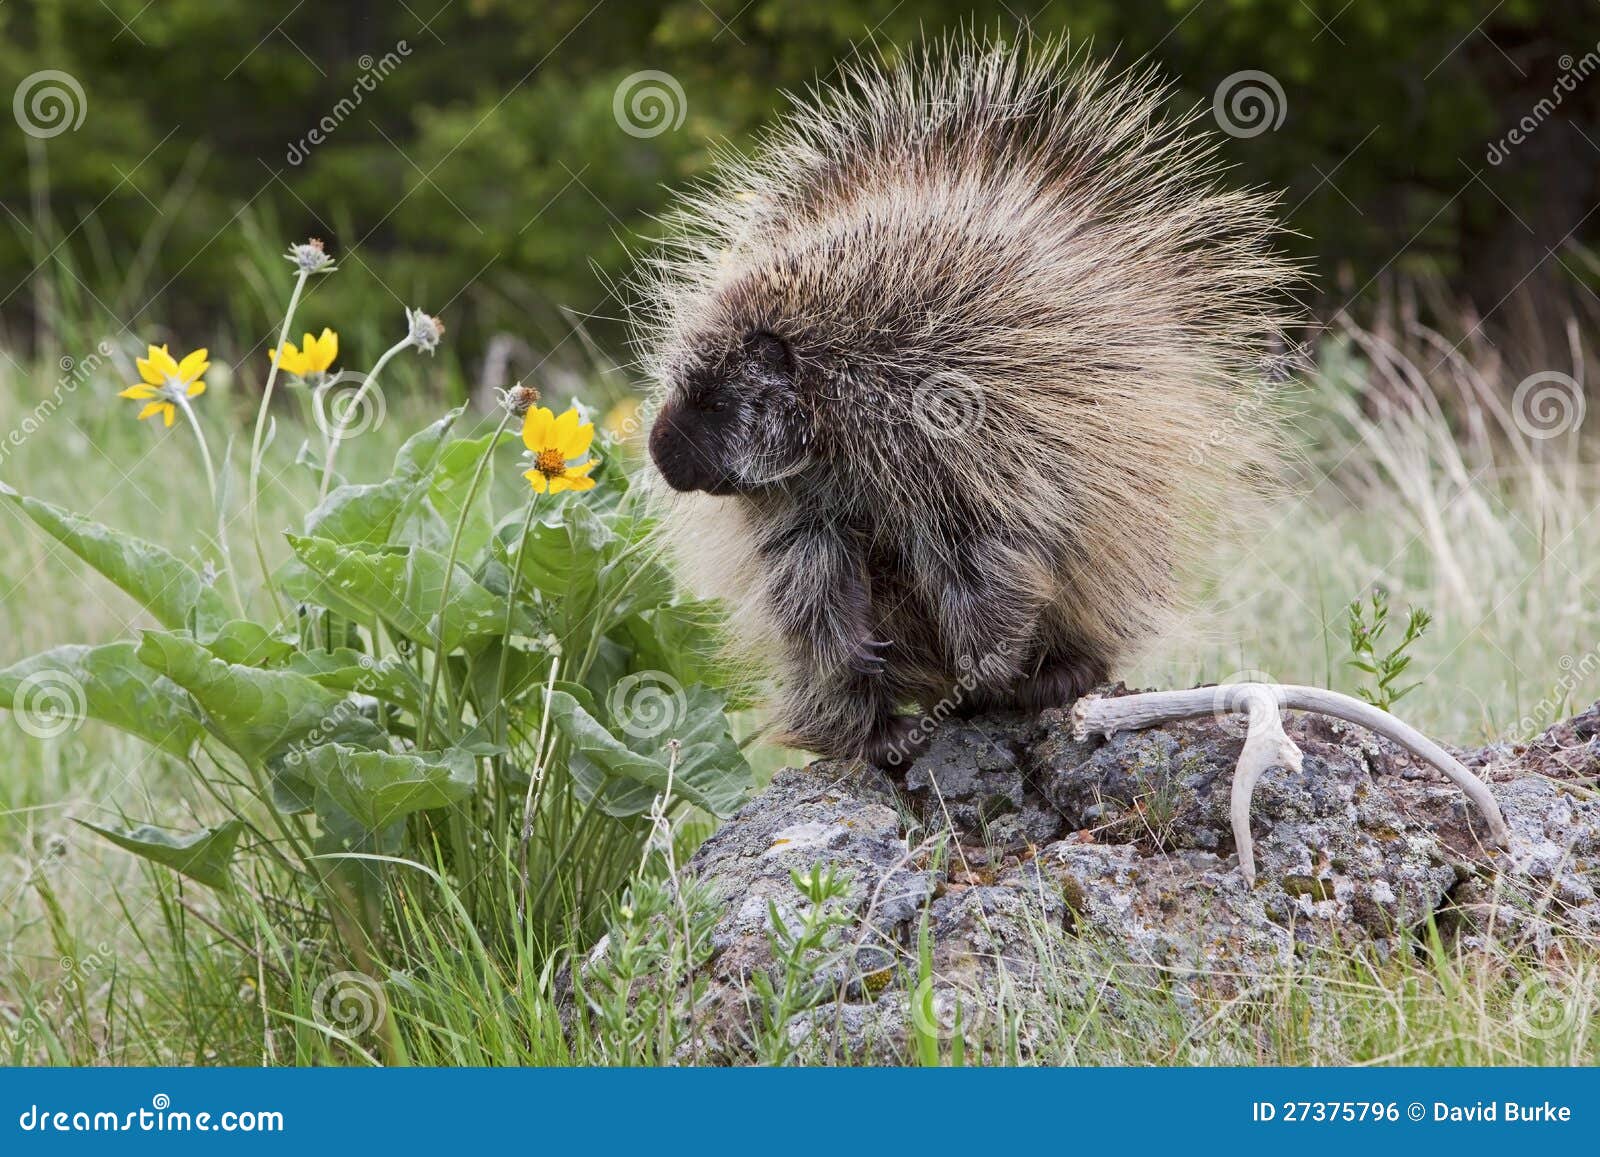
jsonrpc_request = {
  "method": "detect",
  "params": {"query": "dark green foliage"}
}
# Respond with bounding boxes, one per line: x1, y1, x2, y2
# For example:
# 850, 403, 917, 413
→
3, 1, 1593, 369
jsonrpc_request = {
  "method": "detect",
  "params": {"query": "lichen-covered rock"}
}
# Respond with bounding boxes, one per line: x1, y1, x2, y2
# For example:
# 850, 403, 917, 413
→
674, 697, 1600, 1062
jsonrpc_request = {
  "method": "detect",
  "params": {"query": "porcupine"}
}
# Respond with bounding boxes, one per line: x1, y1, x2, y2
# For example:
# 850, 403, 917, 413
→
636, 35, 1299, 766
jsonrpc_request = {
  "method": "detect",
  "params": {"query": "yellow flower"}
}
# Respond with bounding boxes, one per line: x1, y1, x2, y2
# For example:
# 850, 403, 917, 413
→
521, 405, 597, 494
118, 344, 209, 427
270, 327, 339, 379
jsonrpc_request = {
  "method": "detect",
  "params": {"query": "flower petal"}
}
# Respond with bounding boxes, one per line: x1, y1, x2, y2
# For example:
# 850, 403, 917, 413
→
141, 344, 179, 383
176, 348, 209, 384
314, 328, 338, 371
119, 385, 156, 399
136, 401, 165, 421
161, 404, 175, 427
523, 467, 549, 493
187, 379, 206, 397
555, 410, 595, 460
565, 459, 597, 478
521, 406, 555, 453
562, 473, 596, 492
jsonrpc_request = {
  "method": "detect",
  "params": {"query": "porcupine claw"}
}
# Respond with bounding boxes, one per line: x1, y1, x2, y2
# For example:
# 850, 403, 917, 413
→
849, 637, 894, 676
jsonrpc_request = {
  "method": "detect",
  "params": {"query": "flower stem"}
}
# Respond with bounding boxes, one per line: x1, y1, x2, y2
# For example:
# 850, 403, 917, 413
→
249, 270, 309, 620
174, 392, 247, 619
491, 496, 541, 744
318, 336, 412, 501
418, 408, 514, 749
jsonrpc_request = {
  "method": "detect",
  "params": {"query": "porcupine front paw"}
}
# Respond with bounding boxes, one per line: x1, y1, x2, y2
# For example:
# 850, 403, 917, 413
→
1011, 646, 1113, 710
1013, 649, 1109, 710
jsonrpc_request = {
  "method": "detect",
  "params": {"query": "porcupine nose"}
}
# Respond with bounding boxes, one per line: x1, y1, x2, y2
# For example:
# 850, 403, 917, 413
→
647, 402, 707, 493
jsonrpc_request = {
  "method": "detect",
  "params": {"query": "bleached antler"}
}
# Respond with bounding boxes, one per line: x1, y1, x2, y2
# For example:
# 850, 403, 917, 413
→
1070, 683, 1511, 886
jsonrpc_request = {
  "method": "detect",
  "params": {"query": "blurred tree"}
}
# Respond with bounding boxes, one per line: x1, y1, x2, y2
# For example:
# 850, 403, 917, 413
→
0, 0, 1594, 377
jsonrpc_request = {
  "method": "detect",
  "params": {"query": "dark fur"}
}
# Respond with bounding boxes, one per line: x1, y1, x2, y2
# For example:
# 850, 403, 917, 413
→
636, 36, 1297, 764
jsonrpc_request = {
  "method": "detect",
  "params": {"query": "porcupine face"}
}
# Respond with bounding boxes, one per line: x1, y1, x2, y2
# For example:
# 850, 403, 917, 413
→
647, 328, 812, 495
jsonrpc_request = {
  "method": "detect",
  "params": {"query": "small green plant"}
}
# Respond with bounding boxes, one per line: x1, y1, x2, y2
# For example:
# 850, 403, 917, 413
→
1345, 587, 1432, 710
748, 862, 857, 1064
0, 236, 756, 1032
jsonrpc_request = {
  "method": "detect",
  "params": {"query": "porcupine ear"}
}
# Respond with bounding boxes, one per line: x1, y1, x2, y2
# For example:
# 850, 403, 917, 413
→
742, 329, 793, 377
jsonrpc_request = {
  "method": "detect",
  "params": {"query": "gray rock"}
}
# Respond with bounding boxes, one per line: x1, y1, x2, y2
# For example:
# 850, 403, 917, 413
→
669, 697, 1600, 1062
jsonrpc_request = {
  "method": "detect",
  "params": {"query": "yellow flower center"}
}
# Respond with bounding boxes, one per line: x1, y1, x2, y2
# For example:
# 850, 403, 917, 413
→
534, 448, 567, 478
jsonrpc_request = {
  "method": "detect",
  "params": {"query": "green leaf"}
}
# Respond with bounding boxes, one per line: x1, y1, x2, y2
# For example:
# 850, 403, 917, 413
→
0, 643, 203, 756
203, 620, 298, 667
1, 487, 228, 636
298, 744, 476, 830
297, 408, 462, 546
136, 631, 385, 774
396, 429, 506, 558
78, 818, 245, 890
285, 535, 508, 653
286, 648, 426, 715
616, 603, 746, 705
547, 684, 752, 818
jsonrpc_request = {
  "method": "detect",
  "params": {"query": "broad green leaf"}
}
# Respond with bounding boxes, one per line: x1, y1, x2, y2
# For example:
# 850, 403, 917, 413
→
298, 743, 476, 830
78, 818, 245, 890
409, 429, 505, 560
547, 685, 752, 818
136, 631, 385, 776
299, 408, 462, 546
203, 619, 298, 667
1, 486, 228, 636
0, 643, 202, 757
286, 648, 426, 714
285, 535, 507, 653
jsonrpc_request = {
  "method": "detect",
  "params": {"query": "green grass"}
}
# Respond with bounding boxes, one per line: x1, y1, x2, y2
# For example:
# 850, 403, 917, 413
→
2, 317, 1597, 1066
